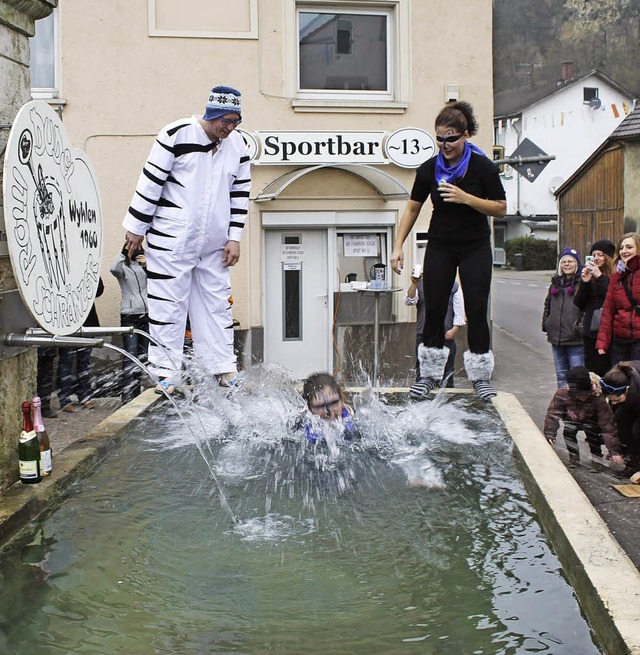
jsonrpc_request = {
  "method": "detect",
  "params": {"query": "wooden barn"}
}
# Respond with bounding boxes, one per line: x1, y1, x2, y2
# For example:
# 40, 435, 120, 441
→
556, 104, 640, 259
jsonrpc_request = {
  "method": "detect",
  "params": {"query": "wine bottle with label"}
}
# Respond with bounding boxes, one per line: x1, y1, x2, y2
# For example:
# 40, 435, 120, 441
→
32, 396, 52, 477
19, 401, 41, 484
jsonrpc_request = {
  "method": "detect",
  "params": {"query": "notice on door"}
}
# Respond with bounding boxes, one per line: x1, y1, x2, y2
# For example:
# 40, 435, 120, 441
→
344, 234, 378, 257
281, 244, 304, 263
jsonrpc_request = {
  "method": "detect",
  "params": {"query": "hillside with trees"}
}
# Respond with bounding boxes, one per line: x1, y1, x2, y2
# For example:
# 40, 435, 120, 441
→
493, 0, 640, 96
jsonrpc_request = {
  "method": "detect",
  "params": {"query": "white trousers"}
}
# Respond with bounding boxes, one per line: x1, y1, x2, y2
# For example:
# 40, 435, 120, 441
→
146, 247, 236, 380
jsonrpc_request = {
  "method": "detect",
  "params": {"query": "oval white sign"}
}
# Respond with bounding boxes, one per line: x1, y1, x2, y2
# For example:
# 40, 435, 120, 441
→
2, 101, 103, 335
384, 127, 436, 168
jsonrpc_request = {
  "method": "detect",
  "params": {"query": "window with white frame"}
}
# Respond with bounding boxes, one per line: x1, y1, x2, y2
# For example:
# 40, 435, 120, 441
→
297, 6, 393, 101
29, 9, 58, 97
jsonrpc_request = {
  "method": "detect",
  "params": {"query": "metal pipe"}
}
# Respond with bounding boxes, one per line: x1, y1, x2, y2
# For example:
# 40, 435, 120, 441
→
494, 155, 556, 166
26, 326, 134, 337
3, 334, 105, 348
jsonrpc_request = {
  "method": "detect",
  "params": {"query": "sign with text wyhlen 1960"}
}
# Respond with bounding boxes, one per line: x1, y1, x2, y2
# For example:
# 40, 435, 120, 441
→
2, 101, 103, 335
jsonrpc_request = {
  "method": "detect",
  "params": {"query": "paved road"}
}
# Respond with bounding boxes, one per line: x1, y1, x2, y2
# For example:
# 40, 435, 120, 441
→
491, 268, 556, 428
492, 268, 552, 355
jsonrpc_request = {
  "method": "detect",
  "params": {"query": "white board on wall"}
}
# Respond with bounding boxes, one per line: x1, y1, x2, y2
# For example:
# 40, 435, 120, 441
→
2, 101, 103, 335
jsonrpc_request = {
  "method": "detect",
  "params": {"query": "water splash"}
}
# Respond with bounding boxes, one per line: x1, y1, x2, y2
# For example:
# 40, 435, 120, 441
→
139, 365, 504, 521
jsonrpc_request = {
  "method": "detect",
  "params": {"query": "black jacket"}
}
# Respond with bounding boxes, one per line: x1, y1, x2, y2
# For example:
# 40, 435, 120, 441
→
573, 273, 609, 337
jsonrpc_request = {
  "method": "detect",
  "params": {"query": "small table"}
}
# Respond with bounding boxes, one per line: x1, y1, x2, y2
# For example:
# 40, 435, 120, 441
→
355, 286, 402, 383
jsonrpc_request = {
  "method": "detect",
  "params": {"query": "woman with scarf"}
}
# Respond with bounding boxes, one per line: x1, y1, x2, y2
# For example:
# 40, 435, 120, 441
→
390, 101, 506, 401
542, 248, 584, 388
597, 233, 640, 366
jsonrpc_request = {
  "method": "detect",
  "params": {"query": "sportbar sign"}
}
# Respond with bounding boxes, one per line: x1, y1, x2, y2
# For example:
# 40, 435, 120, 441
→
2, 101, 103, 335
258, 130, 386, 164
254, 128, 435, 167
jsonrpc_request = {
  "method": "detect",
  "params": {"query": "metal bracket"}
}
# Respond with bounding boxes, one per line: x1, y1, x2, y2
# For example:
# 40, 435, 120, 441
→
0, 290, 121, 358
0, 289, 37, 360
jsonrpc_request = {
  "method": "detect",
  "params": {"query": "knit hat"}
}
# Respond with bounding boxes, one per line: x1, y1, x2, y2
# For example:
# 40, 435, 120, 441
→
558, 247, 580, 273
203, 85, 242, 121
567, 366, 592, 393
590, 239, 616, 259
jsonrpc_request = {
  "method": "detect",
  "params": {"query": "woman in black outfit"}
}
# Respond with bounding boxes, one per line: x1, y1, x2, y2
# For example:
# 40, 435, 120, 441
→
390, 101, 506, 401
573, 239, 615, 376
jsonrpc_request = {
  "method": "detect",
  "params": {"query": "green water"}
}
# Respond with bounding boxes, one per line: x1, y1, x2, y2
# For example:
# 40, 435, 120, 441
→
0, 399, 603, 655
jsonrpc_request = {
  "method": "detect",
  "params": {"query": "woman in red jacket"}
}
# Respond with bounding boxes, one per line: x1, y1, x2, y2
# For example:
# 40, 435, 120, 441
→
596, 233, 640, 365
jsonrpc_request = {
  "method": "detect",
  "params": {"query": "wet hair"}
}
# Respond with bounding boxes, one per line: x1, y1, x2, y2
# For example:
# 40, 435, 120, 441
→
614, 232, 640, 266
302, 373, 343, 408
435, 100, 478, 137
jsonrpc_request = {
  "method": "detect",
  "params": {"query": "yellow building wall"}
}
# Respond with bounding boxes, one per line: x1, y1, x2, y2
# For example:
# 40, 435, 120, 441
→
55, 0, 495, 333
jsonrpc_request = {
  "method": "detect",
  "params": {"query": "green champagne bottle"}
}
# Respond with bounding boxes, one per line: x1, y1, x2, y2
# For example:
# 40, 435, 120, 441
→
19, 401, 41, 484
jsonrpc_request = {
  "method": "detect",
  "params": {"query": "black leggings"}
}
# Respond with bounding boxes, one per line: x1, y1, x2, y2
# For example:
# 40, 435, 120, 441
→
421, 240, 492, 353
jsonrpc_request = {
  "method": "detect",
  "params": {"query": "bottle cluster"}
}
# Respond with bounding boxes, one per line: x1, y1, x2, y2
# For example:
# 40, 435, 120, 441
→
18, 397, 53, 484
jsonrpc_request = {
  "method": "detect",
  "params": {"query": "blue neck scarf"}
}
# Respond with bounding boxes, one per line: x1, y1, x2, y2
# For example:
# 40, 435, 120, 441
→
434, 141, 486, 185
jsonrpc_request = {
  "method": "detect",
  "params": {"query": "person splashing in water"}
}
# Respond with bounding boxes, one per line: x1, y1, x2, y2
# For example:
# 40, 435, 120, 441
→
300, 373, 357, 444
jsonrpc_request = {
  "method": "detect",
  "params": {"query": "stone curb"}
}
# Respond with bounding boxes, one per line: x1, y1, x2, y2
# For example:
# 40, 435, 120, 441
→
0, 389, 160, 546
494, 392, 640, 655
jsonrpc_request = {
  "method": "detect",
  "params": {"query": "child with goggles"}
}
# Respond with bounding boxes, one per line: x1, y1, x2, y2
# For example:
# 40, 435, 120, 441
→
543, 366, 623, 471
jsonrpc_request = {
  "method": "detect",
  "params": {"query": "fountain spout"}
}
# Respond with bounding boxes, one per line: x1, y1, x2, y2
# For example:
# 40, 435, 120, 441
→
26, 326, 134, 338
3, 334, 105, 348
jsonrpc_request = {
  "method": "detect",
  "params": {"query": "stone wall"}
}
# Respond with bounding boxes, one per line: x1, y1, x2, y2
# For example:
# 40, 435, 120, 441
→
0, 0, 56, 490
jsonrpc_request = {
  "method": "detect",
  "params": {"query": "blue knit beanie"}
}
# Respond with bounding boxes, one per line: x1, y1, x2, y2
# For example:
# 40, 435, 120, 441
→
558, 247, 580, 273
203, 85, 242, 121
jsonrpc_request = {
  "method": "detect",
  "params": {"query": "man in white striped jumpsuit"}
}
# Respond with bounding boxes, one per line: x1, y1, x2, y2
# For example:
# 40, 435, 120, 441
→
123, 85, 251, 392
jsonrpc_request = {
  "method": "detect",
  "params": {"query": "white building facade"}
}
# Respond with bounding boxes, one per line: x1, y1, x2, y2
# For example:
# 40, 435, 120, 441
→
493, 68, 635, 248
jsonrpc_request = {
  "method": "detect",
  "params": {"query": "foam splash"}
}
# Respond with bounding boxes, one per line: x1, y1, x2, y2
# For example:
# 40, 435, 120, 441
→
231, 513, 317, 542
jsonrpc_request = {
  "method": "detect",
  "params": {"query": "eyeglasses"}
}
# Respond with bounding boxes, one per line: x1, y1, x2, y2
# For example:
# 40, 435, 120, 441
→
218, 117, 242, 127
309, 397, 341, 412
436, 134, 463, 144
599, 380, 628, 395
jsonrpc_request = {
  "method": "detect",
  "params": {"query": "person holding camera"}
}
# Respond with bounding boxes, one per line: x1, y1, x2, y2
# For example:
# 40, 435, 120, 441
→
110, 244, 149, 403
597, 233, 640, 366
404, 265, 465, 387
573, 239, 615, 376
